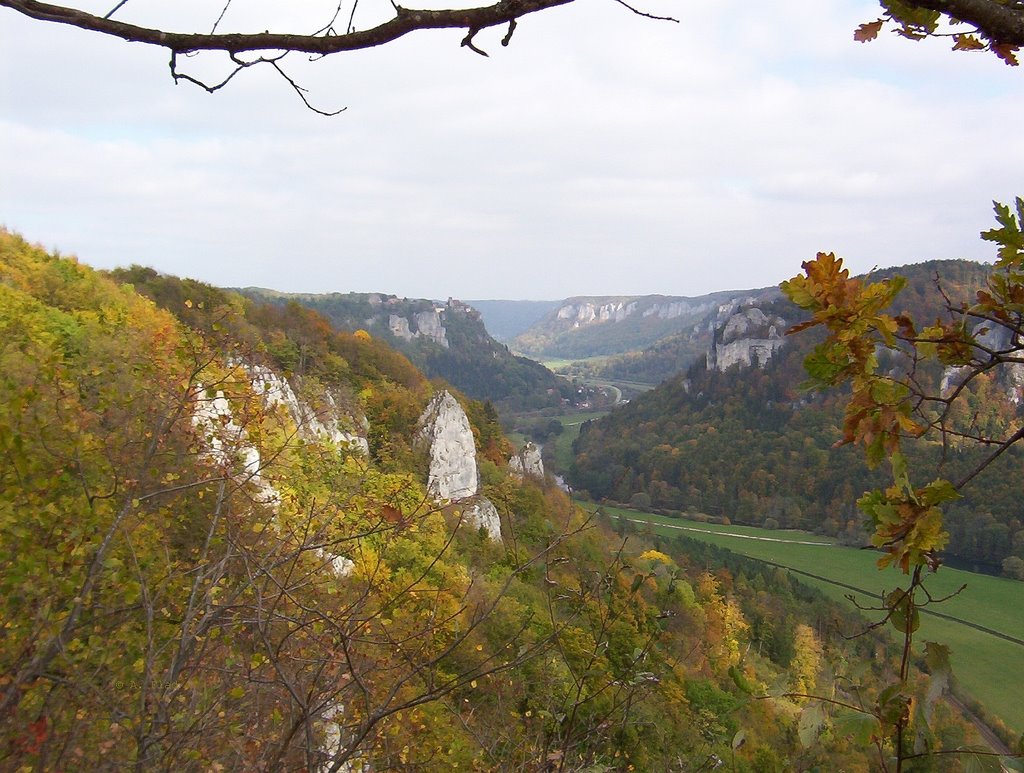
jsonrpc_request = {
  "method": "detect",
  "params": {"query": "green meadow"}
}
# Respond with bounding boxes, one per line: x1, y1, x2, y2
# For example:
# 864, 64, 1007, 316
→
547, 410, 608, 471
587, 504, 1024, 735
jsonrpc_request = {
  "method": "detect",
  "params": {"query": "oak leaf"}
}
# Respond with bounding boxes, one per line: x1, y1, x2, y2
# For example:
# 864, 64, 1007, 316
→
993, 43, 1020, 66
855, 20, 884, 42
952, 34, 985, 51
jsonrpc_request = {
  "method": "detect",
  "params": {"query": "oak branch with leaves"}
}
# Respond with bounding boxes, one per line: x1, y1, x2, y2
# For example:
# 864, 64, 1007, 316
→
780, 198, 1024, 772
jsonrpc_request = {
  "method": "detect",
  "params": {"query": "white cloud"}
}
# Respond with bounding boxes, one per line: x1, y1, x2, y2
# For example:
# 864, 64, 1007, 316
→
1, 0, 1021, 299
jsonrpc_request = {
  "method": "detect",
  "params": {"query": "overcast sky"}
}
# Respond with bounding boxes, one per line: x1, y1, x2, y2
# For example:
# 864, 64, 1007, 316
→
1, 0, 1022, 300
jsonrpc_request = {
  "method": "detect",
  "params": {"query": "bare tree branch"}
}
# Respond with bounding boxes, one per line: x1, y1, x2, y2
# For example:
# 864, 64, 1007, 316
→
0, 0, 578, 55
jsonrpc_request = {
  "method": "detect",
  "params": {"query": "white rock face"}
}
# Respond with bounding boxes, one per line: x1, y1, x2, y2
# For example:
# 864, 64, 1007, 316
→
417, 391, 479, 501
414, 310, 449, 347
509, 442, 544, 479
192, 386, 280, 506
416, 390, 502, 542
249, 365, 369, 455
707, 306, 787, 372
461, 497, 502, 541
556, 300, 638, 327
712, 338, 787, 370
388, 310, 449, 347
388, 314, 414, 341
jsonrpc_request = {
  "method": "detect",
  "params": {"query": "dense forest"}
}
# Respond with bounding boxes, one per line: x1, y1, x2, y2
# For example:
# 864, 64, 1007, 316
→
570, 261, 1024, 574
3, 230, 978, 770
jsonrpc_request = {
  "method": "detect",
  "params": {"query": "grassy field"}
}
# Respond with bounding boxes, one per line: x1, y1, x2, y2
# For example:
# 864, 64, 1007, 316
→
538, 356, 611, 371
549, 410, 608, 471
539, 358, 657, 399
586, 504, 1024, 734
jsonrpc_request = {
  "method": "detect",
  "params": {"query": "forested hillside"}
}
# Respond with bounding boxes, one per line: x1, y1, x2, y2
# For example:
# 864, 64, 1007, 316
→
2, 231, 964, 771
238, 288, 570, 415
571, 260, 1024, 573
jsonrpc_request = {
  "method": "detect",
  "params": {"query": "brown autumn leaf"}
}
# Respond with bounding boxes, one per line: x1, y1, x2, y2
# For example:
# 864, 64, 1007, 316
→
854, 20, 884, 43
993, 43, 1020, 66
952, 34, 986, 51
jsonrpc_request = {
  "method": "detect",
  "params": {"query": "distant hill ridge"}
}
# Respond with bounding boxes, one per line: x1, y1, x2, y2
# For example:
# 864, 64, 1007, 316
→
236, 289, 573, 414
510, 289, 778, 359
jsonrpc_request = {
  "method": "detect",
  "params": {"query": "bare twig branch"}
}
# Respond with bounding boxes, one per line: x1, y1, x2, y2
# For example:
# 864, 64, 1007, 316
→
461, 27, 489, 56
609, 0, 679, 23
102, 0, 127, 19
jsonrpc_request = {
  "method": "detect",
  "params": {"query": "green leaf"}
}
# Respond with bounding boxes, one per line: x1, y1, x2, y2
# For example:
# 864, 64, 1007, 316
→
877, 683, 910, 726
798, 704, 825, 747
803, 345, 848, 385
781, 277, 816, 309
833, 707, 881, 745
766, 675, 789, 698
963, 746, 1004, 773
919, 478, 961, 507
731, 729, 746, 750
890, 451, 910, 493
887, 589, 920, 634
923, 641, 952, 715
882, 0, 941, 32
924, 641, 952, 678
982, 198, 1024, 265
729, 665, 753, 694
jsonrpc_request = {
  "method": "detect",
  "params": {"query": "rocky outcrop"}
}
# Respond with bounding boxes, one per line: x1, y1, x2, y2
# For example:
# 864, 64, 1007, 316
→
554, 297, 723, 328
459, 497, 502, 542
417, 391, 479, 500
249, 365, 369, 455
193, 367, 365, 575
192, 387, 276, 504
642, 299, 718, 320
512, 289, 781, 361
557, 300, 639, 326
416, 390, 502, 541
388, 309, 449, 347
706, 306, 787, 372
509, 442, 544, 480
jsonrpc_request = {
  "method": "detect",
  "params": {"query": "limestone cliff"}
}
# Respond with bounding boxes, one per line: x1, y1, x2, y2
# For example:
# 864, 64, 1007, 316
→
509, 442, 544, 480
706, 305, 787, 372
388, 308, 449, 348
192, 366, 367, 576
249, 365, 370, 455
416, 390, 502, 541
192, 386, 276, 504
511, 290, 776, 360
417, 391, 480, 501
